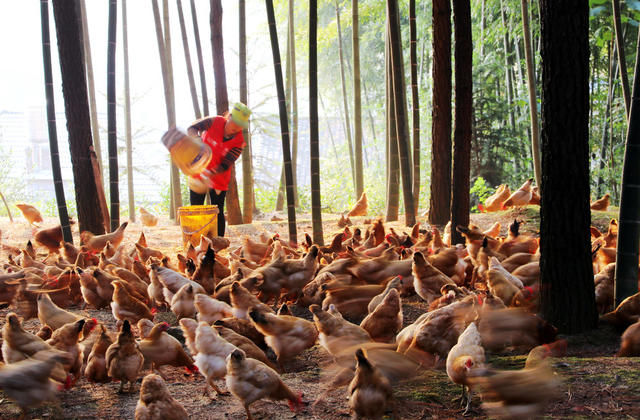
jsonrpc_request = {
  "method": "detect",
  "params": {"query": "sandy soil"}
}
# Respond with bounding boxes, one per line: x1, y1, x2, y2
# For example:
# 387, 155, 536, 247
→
0, 208, 637, 419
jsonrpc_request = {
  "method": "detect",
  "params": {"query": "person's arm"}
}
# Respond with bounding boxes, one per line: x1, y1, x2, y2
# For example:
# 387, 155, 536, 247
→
212, 146, 243, 173
187, 116, 214, 137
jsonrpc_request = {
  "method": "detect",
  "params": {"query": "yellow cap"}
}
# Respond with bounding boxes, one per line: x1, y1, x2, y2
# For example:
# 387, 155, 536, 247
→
230, 102, 251, 129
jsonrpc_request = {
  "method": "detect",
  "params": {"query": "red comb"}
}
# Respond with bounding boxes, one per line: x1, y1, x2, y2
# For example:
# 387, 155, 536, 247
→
465, 358, 473, 368
151, 308, 157, 315
524, 286, 535, 301
398, 275, 403, 279
477, 295, 484, 305
91, 317, 98, 324
478, 204, 485, 213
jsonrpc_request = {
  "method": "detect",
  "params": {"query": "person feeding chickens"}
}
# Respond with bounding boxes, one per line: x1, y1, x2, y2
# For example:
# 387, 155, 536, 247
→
163, 102, 251, 237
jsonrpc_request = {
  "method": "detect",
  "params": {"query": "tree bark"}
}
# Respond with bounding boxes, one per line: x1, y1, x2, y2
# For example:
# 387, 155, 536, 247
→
123, 0, 134, 222
597, 40, 617, 197
614, 29, 640, 305
309, 0, 324, 246
385, 20, 400, 222
289, 0, 299, 207
612, 0, 630, 118
353, 0, 364, 198
265, 0, 297, 245
239, 0, 253, 223
211, 0, 243, 225
51, 0, 105, 235
409, 0, 420, 212
177, 0, 201, 119
107, 0, 119, 232
429, 0, 452, 226
451, 0, 472, 245
41, 0, 73, 242
539, 0, 597, 333
336, 3, 356, 191
190, 0, 209, 116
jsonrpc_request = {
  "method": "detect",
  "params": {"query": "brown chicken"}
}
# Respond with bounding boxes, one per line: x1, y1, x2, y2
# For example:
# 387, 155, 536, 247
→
446, 322, 485, 414
81, 221, 129, 252
134, 373, 188, 420
37, 292, 81, 331
412, 252, 455, 304
529, 186, 541, 205
478, 308, 558, 352
618, 320, 640, 356
85, 325, 114, 383
111, 280, 154, 326
486, 268, 521, 307
15, 203, 43, 227
226, 348, 303, 420
215, 326, 273, 368
170, 283, 197, 320
34, 222, 74, 254
106, 319, 144, 393
230, 281, 274, 320
347, 192, 368, 217
468, 362, 561, 418
502, 178, 534, 209
2, 312, 52, 364
594, 263, 616, 314
135, 243, 164, 264
310, 304, 372, 358
524, 339, 567, 368
359, 288, 402, 343
46, 319, 86, 384
249, 309, 318, 367
590, 193, 611, 211
195, 293, 233, 324
214, 318, 267, 351
179, 318, 199, 356
138, 322, 197, 377
479, 185, 511, 213
348, 348, 393, 420
194, 321, 236, 397
603, 291, 640, 327
139, 207, 159, 227
0, 350, 71, 418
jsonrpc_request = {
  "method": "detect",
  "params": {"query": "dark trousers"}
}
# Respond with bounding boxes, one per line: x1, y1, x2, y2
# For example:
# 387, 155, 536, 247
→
189, 189, 227, 237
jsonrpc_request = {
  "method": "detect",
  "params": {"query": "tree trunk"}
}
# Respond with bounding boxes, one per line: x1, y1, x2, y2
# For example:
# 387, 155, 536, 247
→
190, 0, 209, 116
309, 0, 323, 246
451, 0, 472, 245
521, 0, 542, 192
612, 0, 630, 118
41, 0, 73, 243
597, 41, 617, 197
177, 0, 201, 119
239, 0, 253, 223
51, 0, 105, 235
336, 3, 356, 191
211, 0, 243, 225
353, 0, 364, 198
500, 0, 516, 133
289, 0, 299, 207
387, 0, 415, 226
107, 0, 119, 232
79, 0, 103, 177
409, 0, 420, 212
539, 0, 596, 333
385, 20, 400, 222
614, 29, 640, 305
429, 0, 452, 226
122, 0, 134, 222
265, 0, 297, 245
275, 19, 294, 213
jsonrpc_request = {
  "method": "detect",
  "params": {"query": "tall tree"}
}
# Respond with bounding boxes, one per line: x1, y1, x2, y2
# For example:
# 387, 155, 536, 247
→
177, 0, 201, 119
309, 0, 323, 246
289, 0, 299, 207
265, 0, 297, 245
190, 0, 209, 116
107, 0, 119, 232
521, 0, 542, 191
239, 0, 253, 223
596, 40, 617, 197
353, 0, 364, 198
79, 0, 103, 175
409, 0, 420, 212
211, 0, 243, 225
539, 0, 596, 333
450, 0, 472, 245
612, 0, 630, 118
387, 0, 415, 226
122, 0, 134, 222
614, 29, 640, 306
385, 21, 400, 222
41, 0, 73, 243
335, 3, 356, 190
429, 0, 452, 226
51, 0, 105, 234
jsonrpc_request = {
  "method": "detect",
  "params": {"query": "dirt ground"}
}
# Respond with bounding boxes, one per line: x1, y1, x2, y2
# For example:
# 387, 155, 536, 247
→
0, 207, 638, 419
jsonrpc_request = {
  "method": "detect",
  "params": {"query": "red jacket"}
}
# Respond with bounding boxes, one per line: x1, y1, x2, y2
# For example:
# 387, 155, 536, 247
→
201, 116, 245, 191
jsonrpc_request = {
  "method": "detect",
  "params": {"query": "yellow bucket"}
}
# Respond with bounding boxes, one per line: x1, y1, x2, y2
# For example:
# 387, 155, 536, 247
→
177, 205, 219, 248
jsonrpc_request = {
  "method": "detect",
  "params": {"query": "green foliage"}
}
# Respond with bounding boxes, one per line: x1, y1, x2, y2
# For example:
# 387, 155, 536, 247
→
470, 177, 494, 213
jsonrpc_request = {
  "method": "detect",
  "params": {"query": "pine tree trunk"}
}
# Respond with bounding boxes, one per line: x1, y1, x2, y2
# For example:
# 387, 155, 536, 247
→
539, 0, 597, 333
614, 29, 640, 305
265, 0, 297, 245
51, 0, 105, 235
409, 0, 420, 212
79, 0, 103, 177
353, 0, 364, 198
309, 0, 323, 246
336, 3, 356, 191
122, 0, 134, 222
211, 0, 242, 225
521, 0, 542, 192
41, 0, 73, 243
385, 21, 400, 222
177, 0, 201, 119
500, 0, 516, 132
429, 0, 452, 226
289, 0, 299, 207
612, 0, 630, 118
190, 0, 209, 116
451, 0, 472, 245
239, 0, 253, 223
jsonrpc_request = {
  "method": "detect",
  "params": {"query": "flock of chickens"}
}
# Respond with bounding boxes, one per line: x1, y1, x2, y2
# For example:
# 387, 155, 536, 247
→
0, 184, 635, 420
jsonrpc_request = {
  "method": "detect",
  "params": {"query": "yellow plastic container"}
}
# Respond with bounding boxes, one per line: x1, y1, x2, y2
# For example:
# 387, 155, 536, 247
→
177, 205, 219, 248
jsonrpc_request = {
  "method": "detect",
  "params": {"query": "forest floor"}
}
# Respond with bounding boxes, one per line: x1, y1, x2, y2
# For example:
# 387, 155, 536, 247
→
0, 206, 638, 419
